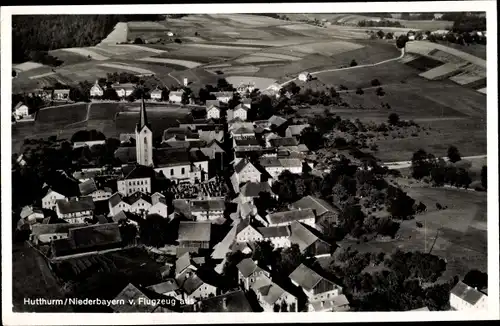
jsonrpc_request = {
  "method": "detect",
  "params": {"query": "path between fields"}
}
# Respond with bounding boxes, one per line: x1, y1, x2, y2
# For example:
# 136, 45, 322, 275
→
276, 47, 405, 88
382, 154, 487, 169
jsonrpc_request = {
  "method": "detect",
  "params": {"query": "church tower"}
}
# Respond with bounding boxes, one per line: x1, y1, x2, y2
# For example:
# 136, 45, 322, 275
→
135, 96, 153, 166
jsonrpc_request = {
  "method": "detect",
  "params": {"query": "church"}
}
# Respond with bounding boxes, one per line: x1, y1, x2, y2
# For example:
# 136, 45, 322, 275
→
129, 96, 209, 184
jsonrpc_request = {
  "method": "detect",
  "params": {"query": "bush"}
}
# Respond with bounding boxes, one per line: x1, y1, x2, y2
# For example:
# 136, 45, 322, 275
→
174, 38, 182, 44
376, 87, 385, 96
371, 79, 381, 87
350, 59, 358, 67
133, 37, 144, 44
356, 87, 364, 95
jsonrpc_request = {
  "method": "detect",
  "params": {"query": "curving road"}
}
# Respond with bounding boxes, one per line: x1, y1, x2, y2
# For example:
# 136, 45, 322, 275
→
277, 47, 405, 88
382, 154, 487, 170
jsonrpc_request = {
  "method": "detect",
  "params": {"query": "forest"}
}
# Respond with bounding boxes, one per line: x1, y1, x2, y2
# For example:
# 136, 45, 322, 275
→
12, 15, 164, 63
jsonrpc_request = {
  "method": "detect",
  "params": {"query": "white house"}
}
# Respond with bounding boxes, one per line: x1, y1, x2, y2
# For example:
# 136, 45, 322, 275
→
251, 275, 298, 312
232, 159, 262, 186
53, 89, 70, 101
90, 80, 104, 97
236, 219, 264, 243
117, 165, 153, 196
190, 199, 225, 222
228, 104, 248, 121
257, 226, 291, 248
206, 105, 221, 120
298, 72, 312, 82
42, 188, 67, 210
55, 197, 95, 224
450, 281, 488, 311
178, 272, 217, 302
289, 264, 343, 303
13, 102, 30, 119
169, 90, 185, 103
236, 82, 255, 95
236, 258, 270, 290
108, 193, 132, 217
128, 192, 153, 215
20, 206, 44, 224
112, 83, 135, 98
150, 87, 163, 101
147, 193, 169, 218
210, 91, 233, 104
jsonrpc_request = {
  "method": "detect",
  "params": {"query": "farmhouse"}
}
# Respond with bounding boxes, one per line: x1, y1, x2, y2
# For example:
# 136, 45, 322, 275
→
79, 179, 112, 201
55, 196, 95, 224
53, 89, 70, 101
13, 102, 30, 119
227, 104, 248, 121
169, 90, 185, 104
177, 271, 218, 302
231, 159, 262, 192
309, 295, 350, 312
150, 87, 163, 101
90, 80, 104, 97
117, 164, 153, 196
266, 208, 316, 228
257, 225, 291, 248
30, 223, 86, 245
291, 195, 339, 219
146, 279, 182, 299
148, 193, 169, 218
112, 83, 135, 98
236, 258, 271, 290
289, 263, 343, 303
20, 206, 45, 224
42, 188, 68, 210
252, 275, 298, 312
236, 82, 255, 95
189, 199, 225, 222
289, 222, 333, 256
206, 105, 221, 120
298, 72, 312, 82
177, 221, 212, 249
210, 91, 233, 104
108, 192, 131, 217
239, 181, 276, 204
235, 219, 264, 243
450, 281, 488, 311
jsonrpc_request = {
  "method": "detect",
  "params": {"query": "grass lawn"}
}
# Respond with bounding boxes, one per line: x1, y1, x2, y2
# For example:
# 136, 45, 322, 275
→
36, 103, 88, 125
12, 243, 73, 312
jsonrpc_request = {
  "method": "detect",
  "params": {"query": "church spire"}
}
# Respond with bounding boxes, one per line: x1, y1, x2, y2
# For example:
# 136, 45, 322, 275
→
136, 90, 150, 132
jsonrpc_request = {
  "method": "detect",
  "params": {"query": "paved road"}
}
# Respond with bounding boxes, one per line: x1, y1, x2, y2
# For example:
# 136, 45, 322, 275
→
276, 47, 405, 88
382, 154, 487, 170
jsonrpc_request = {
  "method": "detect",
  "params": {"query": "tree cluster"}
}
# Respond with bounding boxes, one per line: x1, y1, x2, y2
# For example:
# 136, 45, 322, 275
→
358, 20, 405, 28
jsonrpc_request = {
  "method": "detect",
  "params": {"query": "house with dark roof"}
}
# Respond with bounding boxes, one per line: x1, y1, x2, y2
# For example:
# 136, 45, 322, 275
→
110, 283, 158, 313
228, 104, 248, 121
50, 222, 122, 258
235, 218, 264, 243
176, 270, 218, 302
289, 222, 333, 257
450, 281, 488, 310
289, 263, 343, 304
236, 258, 271, 290
30, 223, 87, 245
55, 196, 95, 223
291, 195, 339, 220
251, 275, 298, 312
154, 148, 206, 184
177, 221, 212, 249
231, 159, 262, 193
117, 164, 154, 196
190, 199, 225, 222
239, 181, 276, 204
256, 226, 291, 248
146, 279, 183, 301
79, 178, 112, 202
266, 208, 316, 228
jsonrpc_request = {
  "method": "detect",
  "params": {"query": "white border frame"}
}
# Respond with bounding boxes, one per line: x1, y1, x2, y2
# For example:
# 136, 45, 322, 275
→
1, 2, 498, 325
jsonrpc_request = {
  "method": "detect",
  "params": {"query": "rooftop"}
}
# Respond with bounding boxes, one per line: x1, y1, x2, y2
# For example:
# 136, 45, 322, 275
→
289, 263, 325, 291
111, 283, 156, 313
146, 279, 179, 294
267, 208, 315, 225
190, 199, 225, 212
178, 221, 212, 242
451, 281, 487, 305
240, 181, 274, 198
257, 225, 291, 239
56, 196, 95, 214
78, 179, 98, 196
292, 196, 337, 217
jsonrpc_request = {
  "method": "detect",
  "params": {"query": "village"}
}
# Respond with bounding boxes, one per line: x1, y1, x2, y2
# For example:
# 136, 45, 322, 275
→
12, 71, 488, 313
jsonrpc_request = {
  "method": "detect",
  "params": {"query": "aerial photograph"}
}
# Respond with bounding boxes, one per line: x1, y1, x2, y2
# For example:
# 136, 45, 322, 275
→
9, 11, 488, 313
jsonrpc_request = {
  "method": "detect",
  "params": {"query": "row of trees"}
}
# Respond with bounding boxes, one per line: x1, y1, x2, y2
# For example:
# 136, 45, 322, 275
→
358, 20, 404, 28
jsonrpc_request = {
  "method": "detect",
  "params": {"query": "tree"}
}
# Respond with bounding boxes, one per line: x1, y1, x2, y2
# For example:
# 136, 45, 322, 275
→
356, 87, 364, 95
371, 79, 381, 87
252, 240, 275, 268
388, 113, 400, 126
396, 34, 410, 48
463, 269, 488, 290
385, 186, 415, 220
139, 214, 169, 247
299, 127, 324, 151
376, 87, 385, 96
447, 145, 461, 163
350, 59, 358, 67
411, 149, 436, 179
376, 30, 385, 39
133, 37, 144, 44
480, 166, 487, 189
174, 38, 182, 44
102, 87, 119, 101
181, 88, 192, 105
385, 32, 394, 40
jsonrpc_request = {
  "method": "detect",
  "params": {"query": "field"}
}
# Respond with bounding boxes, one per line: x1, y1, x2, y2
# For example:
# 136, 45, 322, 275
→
13, 61, 45, 72
138, 56, 202, 69
36, 103, 88, 125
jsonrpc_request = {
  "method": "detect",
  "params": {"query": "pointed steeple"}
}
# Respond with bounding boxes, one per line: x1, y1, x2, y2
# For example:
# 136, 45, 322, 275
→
136, 93, 150, 132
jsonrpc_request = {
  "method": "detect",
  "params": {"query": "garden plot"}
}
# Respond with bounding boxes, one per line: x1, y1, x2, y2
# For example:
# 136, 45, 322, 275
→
279, 23, 321, 31
286, 40, 364, 56
211, 14, 283, 26
127, 21, 168, 30
98, 63, 155, 75
403, 55, 443, 71
220, 38, 311, 47
419, 62, 468, 80
252, 52, 302, 61
138, 57, 202, 69
60, 47, 109, 61
428, 49, 467, 65
212, 66, 260, 75
13, 62, 45, 72
225, 76, 276, 90
29, 71, 56, 80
